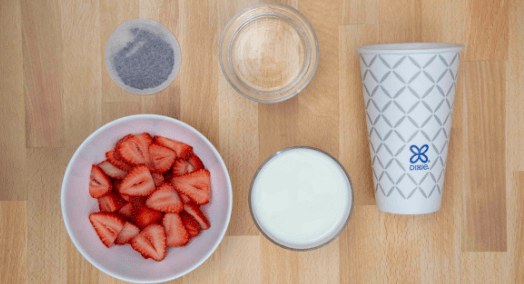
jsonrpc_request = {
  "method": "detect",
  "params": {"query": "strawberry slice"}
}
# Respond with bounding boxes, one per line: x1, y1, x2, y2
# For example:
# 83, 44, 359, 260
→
118, 133, 153, 167
172, 159, 191, 177
187, 154, 205, 171
149, 144, 176, 173
106, 149, 133, 172
129, 196, 147, 220
113, 180, 131, 202
114, 221, 140, 245
180, 193, 192, 204
183, 203, 210, 230
89, 165, 112, 198
130, 224, 166, 261
180, 211, 201, 238
162, 213, 189, 247
98, 192, 127, 212
133, 206, 164, 229
151, 172, 165, 187
172, 169, 211, 205
118, 203, 133, 220
146, 183, 183, 213
163, 171, 173, 183
89, 212, 125, 248
97, 160, 127, 179
113, 134, 134, 161
153, 136, 193, 160
120, 165, 155, 197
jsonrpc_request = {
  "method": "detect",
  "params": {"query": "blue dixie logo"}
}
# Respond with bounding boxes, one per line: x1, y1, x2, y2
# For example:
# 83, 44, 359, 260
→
409, 144, 429, 171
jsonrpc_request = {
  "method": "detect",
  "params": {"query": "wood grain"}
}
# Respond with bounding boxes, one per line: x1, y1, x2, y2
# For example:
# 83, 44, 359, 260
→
220, 236, 261, 284
460, 252, 511, 283
0, 0, 27, 200
22, 0, 64, 147
101, 102, 142, 125
260, 236, 299, 283
463, 61, 507, 252
378, 0, 422, 43
341, 0, 378, 25
513, 172, 524, 283
0, 202, 27, 284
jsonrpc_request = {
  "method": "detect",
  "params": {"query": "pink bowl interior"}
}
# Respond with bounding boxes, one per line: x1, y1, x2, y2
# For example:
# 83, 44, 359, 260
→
61, 114, 232, 283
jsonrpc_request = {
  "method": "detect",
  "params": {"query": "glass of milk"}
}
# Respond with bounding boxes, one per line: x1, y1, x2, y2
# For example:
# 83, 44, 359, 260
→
249, 147, 354, 251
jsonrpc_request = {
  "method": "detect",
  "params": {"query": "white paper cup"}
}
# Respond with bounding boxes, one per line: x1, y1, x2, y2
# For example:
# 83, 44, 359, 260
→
357, 43, 464, 214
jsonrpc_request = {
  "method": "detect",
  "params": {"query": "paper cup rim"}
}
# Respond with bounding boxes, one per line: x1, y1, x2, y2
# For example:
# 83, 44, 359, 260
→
357, 43, 464, 55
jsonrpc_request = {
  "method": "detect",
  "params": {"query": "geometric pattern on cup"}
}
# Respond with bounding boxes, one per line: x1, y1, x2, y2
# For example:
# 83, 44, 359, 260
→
360, 52, 461, 199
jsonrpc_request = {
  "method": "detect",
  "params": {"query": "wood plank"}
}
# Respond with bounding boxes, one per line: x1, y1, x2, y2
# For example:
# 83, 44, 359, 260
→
460, 253, 511, 283
299, 239, 339, 284
378, 0, 422, 43
297, 0, 340, 156
100, 0, 140, 103
0, 202, 27, 284
220, 236, 261, 284
340, 0, 378, 25
179, 0, 219, 146
67, 239, 100, 284
101, 102, 142, 125
22, 0, 64, 147
177, 246, 219, 284
463, 61, 507, 251
138, 0, 181, 118
260, 236, 299, 284
60, 0, 102, 148
27, 149, 72, 284
0, 0, 27, 200
339, 25, 378, 205
513, 172, 524, 283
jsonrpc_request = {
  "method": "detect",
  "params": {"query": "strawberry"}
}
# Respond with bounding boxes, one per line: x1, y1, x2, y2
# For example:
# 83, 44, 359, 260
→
89, 212, 125, 248
130, 224, 166, 261
89, 165, 112, 198
183, 203, 210, 230
187, 154, 205, 171
180, 211, 201, 238
113, 134, 134, 161
148, 144, 176, 173
97, 160, 127, 179
162, 213, 189, 247
113, 180, 131, 202
133, 206, 164, 229
151, 172, 165, 187
172, 159, 190, 177
146, 183, 183, 213
117, 133, 153, 167
114, 221, 140, 245
106, 149, 133, 172
117, 203, 133, 220
172, 169, 211, 205
163, 171, 173, 183
153, 136, 193, 160
120, 165, 155, 197
98, 192, 127, 212
180, 193, 192, 204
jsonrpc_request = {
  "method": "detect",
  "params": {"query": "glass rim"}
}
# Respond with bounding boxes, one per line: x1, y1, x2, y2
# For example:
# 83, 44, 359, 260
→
357, 43, 464, 55
248, 146, 355, 251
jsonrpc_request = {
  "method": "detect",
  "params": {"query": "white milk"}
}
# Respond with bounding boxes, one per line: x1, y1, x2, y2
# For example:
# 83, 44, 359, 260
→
250, 148, 353, 250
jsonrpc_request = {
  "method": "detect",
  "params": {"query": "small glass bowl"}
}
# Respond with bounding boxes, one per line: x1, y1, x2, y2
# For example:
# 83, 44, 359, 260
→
219, 3, 319, 103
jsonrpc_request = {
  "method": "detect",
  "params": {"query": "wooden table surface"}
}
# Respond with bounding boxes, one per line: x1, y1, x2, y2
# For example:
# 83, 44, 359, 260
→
1, 0, 523, 283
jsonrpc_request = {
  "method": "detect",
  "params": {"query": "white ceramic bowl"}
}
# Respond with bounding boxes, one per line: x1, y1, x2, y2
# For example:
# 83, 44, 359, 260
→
61, 114, 232, 283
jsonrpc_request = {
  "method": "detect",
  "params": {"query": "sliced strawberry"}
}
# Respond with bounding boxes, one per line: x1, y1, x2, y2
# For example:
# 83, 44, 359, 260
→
113, 134, 134, 161
118, 203, 133, 220
120, 165, 155, 197
148, 144, 176, 173
133, 206, 164, 229
172, 169, 211, 205
112, 180, 131, 202
89, 165, 112, 198
172, 159, 190, 177
162, 213, 189, 247
89, 212, 125, 248
180, 211, 201, 238
146, 183, 183, 213
106, 149, 133, 172
118, 133, 153, 167
163, 170, 173, 183
187, 154, 205, 171
114, 221, 140, 245
180, 193, 192, 204
151, 172, 165, 187
153, 136, 193, 160
98, 192, 127, 212
97, 160, 127, 179
184, 203, 210, 230
130, 224, 166, 261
